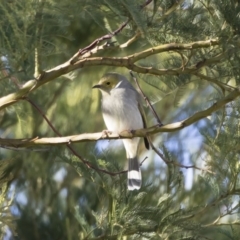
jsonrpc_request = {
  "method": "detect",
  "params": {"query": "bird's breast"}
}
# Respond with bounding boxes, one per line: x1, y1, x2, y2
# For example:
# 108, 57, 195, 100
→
101, 89, 143, 132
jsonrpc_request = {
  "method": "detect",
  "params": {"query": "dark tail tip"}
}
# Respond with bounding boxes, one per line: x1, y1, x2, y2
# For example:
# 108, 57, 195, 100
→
128, 178, 141, 191
128, 157, 142, 191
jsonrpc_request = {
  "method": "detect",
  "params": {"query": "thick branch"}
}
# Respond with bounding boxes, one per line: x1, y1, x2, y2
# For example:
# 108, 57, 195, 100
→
0, 80, 37, 110
0, 39, 220, 111
129, 39, 219, 63
1, 87, 240, 149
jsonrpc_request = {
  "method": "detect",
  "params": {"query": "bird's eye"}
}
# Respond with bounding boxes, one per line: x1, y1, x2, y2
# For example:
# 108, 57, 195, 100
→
106, 82, 110, 85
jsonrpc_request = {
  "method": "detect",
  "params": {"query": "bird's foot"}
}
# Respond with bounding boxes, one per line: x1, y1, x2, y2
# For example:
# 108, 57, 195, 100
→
101, 130, 112, 138
126, 129, 135, 135
120, 129, 135, 138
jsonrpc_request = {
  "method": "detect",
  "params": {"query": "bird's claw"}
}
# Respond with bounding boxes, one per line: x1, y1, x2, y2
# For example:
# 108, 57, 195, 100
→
102, 130, 112, 138
120, 129, 135, 135
127, 129, 135, 135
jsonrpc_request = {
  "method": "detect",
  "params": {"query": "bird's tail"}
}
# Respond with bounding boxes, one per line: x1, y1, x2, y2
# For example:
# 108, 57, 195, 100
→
128, 157, 141, 190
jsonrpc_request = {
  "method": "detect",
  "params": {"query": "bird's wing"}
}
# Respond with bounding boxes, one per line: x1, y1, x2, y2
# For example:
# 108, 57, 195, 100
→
138, 103, 150, 150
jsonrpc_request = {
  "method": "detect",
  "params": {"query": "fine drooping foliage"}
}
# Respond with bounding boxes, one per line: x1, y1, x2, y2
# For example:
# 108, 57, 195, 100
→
0, 0, 240, 239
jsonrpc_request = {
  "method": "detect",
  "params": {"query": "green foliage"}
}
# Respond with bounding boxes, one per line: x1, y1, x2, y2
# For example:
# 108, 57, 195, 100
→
0, 0, 240, 239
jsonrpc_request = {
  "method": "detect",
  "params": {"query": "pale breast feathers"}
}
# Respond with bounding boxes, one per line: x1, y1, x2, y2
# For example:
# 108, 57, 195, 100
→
101, 88, 143, 132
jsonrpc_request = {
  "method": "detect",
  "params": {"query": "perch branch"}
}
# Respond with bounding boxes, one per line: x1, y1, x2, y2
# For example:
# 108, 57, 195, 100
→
1, 87, 240, 149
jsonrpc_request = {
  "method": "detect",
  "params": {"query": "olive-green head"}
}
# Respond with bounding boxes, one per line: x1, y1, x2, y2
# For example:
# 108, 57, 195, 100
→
92, 73, 123, 93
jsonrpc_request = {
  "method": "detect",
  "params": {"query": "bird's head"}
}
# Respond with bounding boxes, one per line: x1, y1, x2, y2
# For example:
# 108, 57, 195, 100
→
92, 73, 122, 93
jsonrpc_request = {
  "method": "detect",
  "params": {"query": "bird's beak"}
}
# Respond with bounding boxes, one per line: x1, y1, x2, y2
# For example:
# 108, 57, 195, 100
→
92, 84, 101, 89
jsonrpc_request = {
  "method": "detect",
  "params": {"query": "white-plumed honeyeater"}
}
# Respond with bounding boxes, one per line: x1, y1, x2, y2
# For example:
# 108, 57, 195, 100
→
93, 72, 149, 190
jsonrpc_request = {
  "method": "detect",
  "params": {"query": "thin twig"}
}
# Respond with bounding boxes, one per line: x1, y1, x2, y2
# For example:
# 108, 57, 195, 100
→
194, 72, 235, 92
160, 0, 185, 21
174, 50, 187, 71
140, 0, 153, 9
130, 71, 163, 126
119, 32, 141, 48
0, 70, 24, 82
73, 0, 153, 60
80, 32, 140, 59
0, 69, 21, 88
139, 156, 148, 167
77, 19, 130, 57
149, 140, 215, 174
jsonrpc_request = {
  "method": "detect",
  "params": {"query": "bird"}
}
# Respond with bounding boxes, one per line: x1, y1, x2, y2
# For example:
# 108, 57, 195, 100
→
92, 72, 149, 190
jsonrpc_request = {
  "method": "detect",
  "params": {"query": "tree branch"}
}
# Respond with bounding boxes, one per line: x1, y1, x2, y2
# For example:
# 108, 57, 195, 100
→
78, 32, 141, 59
149, 140, 214, 174
74, 19, 130, 59
0, 39, 220, 111
129, 39, 219, 63
1, 87, 240, 149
